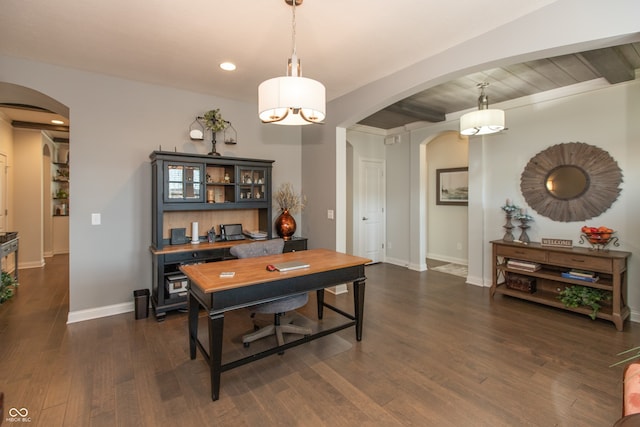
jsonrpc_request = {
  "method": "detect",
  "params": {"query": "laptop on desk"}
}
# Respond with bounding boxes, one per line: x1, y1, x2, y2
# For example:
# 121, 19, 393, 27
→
220, 224, 245, 241
273, 260, 310, 272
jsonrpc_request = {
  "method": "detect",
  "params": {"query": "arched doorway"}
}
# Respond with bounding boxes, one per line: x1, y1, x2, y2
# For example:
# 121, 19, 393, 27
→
0, 82, 70, 267
424, 131, 469, 266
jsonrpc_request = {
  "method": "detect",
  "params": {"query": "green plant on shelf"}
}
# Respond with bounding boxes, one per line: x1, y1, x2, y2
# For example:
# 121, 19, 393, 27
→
558, 285, 611, 320
0, 270, 18, 304
55, 189, 68, 199
203, 109, 229, 132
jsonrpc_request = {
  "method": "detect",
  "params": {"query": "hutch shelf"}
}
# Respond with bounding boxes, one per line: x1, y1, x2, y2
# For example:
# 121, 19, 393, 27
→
52, 161, 69, 216
491, 240, 631, 331
149, 151, 307, 320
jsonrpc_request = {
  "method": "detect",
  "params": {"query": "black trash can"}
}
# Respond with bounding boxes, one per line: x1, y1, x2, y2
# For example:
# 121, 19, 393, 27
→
133, 289, 150, 319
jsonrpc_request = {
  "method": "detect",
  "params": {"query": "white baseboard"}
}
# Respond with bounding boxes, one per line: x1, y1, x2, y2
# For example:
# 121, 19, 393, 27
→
465, 275, 485, 287
325, 284, 348, 295
380, 256, 426, 271
18, 259, 46, 269
408, 262, 427, 272
426, 253, 468, 266
384, 257, 409, 268
67, 301, 135, 324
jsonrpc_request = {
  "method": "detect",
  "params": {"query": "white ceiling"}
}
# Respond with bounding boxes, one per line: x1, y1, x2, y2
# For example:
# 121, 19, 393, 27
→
0, 0, 557, 106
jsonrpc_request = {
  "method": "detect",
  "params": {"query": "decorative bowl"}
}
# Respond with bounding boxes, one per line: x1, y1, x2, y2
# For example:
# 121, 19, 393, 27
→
580, 226, 617, 250
584, 231, 613, 244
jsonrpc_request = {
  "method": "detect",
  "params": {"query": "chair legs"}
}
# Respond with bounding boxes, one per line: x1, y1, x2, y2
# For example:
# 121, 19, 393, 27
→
243, 312, 311, 347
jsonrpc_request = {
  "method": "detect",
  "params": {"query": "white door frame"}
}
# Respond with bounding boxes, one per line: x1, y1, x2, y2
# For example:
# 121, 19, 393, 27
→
357, 158, 385, 263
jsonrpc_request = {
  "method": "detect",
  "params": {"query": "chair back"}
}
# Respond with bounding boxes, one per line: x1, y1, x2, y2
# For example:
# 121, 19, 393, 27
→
230, 238, 284, 259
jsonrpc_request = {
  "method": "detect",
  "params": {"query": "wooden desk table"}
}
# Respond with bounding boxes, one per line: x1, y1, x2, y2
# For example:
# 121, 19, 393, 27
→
180, 248, 371, 401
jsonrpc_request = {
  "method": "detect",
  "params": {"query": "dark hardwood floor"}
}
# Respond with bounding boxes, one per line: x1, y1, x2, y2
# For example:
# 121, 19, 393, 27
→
1, 254, 638, 426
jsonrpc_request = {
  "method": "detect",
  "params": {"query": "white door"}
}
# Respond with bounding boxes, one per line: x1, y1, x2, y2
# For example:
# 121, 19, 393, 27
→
359, 159, 384, 263
0, 154, 7, 232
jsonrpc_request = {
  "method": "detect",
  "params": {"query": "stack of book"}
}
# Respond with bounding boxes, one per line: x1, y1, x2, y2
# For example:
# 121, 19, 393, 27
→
506, 259, 541, 272
561, 269, 599, 282
243, 230, 268, 240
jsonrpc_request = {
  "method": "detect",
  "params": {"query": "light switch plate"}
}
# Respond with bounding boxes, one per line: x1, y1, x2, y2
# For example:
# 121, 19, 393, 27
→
91, 213, 101, 225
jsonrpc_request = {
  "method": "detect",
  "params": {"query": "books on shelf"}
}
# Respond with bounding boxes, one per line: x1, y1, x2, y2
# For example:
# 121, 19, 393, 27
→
567, 269, 596, 278
506, 259, 541, 272
243, 230, 268, 240
561, 272, 600, 282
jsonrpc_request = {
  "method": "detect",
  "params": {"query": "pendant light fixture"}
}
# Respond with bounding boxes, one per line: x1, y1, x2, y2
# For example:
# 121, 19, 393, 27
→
258, 0, 325, 125
459, 82, 505, 136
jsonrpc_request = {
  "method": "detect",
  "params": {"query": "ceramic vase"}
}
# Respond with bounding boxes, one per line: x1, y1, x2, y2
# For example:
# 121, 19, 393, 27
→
275, 209, 296, 240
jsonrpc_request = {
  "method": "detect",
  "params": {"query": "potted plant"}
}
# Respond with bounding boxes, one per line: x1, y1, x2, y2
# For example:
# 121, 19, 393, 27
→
202, 109, 229, 156
273, 183, 306, 240
558, 285, 611, 320
0, 271, 18, 304
203, 109, 228, 133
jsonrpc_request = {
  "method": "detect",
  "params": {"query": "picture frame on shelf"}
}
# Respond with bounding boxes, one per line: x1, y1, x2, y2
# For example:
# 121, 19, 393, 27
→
436, 167, 468, 206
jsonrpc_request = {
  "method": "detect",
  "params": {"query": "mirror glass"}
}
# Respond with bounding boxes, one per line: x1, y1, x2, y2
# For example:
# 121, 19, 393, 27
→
545, 166, 589, 200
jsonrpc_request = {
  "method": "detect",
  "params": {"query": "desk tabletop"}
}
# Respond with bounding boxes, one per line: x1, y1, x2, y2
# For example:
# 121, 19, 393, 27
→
180, 249, 371, 294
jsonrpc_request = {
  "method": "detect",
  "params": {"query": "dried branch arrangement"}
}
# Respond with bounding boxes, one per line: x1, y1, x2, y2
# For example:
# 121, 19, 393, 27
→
274, 183, 306, 214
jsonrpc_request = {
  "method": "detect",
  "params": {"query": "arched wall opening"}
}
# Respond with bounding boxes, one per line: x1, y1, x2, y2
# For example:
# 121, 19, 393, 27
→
0, 82, 70, 268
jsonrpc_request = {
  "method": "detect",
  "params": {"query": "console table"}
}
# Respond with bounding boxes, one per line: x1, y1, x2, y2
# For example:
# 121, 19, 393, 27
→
0, 233, 18, 281
491, 240, 631, 330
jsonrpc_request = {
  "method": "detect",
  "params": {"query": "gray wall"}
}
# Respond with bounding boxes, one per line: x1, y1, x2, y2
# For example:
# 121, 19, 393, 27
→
0, 56, 303, 319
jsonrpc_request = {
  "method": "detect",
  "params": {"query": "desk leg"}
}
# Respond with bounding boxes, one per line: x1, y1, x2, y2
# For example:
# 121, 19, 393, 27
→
208, 312, 224, 401
353, 279, 365, 341
316, 289, 325, 319
188, 291, 199, 359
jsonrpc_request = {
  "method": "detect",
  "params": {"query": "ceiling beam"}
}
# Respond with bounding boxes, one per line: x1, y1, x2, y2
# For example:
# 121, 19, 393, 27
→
11, 120, 70, 133
384, 101, 446, 123
580, 47, 636, 84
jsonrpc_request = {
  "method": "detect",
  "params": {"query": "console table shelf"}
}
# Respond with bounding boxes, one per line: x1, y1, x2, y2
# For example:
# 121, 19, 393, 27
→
491, 240, 631, 331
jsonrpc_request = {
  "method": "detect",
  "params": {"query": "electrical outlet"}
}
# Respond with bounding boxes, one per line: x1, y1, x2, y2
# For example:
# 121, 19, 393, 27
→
327, 209, 334, 220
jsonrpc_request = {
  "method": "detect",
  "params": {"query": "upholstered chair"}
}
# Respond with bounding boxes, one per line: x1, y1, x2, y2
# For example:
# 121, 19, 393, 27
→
230, 239, 311, 348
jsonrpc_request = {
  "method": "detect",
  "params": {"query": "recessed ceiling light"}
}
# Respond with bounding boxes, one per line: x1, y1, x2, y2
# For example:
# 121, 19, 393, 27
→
219, 62, 236, 71
51, 119, 64, 125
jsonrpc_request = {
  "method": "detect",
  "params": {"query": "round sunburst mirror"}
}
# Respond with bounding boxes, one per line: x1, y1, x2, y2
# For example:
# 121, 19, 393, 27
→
520, 142, 623, 222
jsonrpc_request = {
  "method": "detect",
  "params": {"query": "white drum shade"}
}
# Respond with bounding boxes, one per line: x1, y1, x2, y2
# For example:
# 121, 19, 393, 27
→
258, 76, 325, 125
460, 109, 505, 136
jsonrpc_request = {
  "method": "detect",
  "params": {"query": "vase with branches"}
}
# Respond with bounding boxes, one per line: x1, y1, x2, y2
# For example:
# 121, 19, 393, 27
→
273, 183, 306, 240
